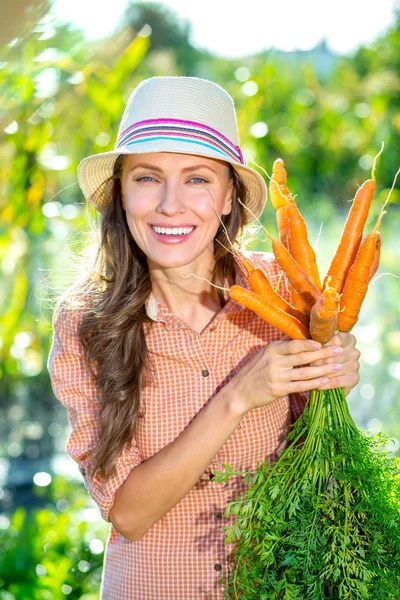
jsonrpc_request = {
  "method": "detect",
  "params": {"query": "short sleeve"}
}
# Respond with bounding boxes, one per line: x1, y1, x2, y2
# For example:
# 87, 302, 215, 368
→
47, 301, 143, 523
250, 251, 310, 422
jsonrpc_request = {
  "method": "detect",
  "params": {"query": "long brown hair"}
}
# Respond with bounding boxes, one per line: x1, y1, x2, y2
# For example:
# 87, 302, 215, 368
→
59, 154, 249, 481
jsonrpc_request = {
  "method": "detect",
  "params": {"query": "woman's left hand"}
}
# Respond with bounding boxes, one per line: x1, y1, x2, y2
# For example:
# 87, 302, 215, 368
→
311, 332, 361, 396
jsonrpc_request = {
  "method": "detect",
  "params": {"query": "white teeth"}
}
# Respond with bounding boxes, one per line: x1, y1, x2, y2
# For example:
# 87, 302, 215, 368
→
152, 226, 194, 235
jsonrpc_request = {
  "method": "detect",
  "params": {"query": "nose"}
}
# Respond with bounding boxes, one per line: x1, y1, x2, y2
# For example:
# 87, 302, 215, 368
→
155, 180, 186, 216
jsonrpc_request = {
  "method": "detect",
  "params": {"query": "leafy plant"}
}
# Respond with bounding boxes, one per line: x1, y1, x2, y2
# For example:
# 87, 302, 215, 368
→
0, 476, 109, 600
215, 389, 400, 599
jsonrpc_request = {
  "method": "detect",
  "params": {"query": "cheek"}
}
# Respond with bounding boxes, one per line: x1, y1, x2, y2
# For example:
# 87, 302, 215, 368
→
194, 194, 225, 219
123, 192, 152, 219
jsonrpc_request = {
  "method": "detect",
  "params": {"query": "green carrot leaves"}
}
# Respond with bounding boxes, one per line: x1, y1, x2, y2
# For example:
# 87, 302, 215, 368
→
215, 388, 400, 599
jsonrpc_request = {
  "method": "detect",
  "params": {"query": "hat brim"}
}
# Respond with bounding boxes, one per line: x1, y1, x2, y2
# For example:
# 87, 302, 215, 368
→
77, 141, 267, 225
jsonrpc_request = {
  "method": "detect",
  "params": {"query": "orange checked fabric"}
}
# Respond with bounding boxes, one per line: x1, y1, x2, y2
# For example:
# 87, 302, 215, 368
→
47, 252, 309, 600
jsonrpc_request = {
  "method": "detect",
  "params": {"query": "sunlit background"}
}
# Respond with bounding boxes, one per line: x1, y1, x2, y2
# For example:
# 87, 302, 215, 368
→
0, 0, 400, 596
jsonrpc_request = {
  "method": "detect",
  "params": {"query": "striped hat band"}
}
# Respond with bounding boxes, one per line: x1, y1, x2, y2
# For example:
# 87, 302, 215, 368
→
116, 118, 246, 166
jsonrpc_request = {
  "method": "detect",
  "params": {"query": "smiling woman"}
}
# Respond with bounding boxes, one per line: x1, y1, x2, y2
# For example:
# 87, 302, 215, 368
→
46, 76, 362, 600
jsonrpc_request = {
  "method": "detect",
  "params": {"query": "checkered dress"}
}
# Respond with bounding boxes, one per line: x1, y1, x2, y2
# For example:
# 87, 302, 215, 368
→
47, 252, 309, 600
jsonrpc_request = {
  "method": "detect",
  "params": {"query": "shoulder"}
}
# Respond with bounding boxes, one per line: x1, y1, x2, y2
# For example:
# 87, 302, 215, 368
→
51, 281, 95, 341
237, 248, 291, 302
240, 249, 281, 279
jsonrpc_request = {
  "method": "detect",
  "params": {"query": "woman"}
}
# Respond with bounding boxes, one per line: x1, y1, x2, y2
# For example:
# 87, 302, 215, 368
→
47, 76, 361, 600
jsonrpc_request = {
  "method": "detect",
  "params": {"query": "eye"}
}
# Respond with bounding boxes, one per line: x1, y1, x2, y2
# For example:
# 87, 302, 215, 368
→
136, 176, 156, 182
190, 177, 208, 184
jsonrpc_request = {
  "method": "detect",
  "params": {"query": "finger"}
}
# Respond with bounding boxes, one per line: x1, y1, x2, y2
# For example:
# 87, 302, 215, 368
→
281, 345, 343, 368
322, 333, 342, 348
280, 334, 292, 342
318, 372, 360, 391
284, 376, 332, 395
314, 346, 361, 368
283, 362, 342, 382
323, 332, 357, 352
275, 338, 322, 356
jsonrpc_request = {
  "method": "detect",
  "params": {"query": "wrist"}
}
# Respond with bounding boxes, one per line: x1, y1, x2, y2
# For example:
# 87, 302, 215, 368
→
216, 385, 249, 421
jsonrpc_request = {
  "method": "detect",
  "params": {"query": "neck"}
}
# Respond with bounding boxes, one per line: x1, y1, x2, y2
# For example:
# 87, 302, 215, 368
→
147, 257, 227, 328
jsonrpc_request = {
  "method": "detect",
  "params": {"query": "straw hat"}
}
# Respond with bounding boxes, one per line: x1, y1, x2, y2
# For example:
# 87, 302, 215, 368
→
77, 76, 267, 224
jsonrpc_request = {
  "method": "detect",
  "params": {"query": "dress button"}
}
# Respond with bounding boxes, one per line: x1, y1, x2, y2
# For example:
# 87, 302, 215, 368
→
215, 512, 223, 520
209, 325, 217, 331
214, 563, 222, 572
201, 369, 209, 377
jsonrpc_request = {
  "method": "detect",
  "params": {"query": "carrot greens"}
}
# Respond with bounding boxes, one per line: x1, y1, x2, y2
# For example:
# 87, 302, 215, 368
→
215, 388, 400, 599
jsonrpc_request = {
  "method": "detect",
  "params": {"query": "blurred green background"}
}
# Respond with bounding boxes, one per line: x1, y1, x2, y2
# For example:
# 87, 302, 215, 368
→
0, 1, 399, 597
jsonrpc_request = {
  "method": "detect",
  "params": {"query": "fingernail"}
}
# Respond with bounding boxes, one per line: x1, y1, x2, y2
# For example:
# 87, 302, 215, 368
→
332, 346, 343, 354
321, 378, 329, 384
312, 342, 321, 350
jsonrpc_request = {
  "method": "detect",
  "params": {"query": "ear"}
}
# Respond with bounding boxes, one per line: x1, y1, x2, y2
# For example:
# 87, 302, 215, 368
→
121, 189, 126, 211
221, 195, 233, 216
221, 179, 234, 215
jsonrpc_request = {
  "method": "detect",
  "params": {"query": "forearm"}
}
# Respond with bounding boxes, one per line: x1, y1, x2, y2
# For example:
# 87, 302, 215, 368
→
109, 388, 245, 541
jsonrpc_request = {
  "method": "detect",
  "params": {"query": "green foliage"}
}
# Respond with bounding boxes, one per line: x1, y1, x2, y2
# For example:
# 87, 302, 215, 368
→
214, 389, 400, 599
0, 476, 109, 600
122, 2, 202, 74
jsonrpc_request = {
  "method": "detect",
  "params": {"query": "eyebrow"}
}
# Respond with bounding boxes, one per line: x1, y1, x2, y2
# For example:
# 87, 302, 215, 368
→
128, 163, 218, 175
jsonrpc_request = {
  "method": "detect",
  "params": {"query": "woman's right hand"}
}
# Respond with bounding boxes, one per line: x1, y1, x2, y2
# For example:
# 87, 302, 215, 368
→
226, 337, 344, 417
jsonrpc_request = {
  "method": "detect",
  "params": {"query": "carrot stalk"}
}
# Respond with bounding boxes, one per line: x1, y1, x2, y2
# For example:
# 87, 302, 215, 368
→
309, 286, 340, 344
229, 285, 310, 340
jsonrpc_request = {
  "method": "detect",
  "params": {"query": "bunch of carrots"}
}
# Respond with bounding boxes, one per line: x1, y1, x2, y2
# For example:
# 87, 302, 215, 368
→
213, 147, 400, 599
229, 148, 386, 346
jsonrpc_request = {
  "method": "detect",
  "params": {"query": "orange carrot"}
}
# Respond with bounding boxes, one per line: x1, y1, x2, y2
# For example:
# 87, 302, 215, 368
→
337, 163, 398, 331
323, 178, 376, 294
310, 286, 340, 344
323, 145, 383, 293
229, 285, 310, 340
239, 255, 310, 327
285, 204, 322, 290
274, 204, 309, 312
287, 281, 310, 315
269, 159, 296, 209
269, 236, 321, 313
269, 158, 322, 290
276, 205, 291, 249
368, 231, 381, 281
337, 230, 379, 332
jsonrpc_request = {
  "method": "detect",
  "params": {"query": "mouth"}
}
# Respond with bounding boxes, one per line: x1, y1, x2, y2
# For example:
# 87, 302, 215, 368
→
150, 225, 196, 236
148, 224, 197, 244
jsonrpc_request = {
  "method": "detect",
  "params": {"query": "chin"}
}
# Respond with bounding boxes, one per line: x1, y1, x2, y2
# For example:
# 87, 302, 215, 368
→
146, 247, 208, 271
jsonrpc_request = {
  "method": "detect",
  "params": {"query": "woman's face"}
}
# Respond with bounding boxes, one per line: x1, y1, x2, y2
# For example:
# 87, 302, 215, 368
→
120, 152, 234, 271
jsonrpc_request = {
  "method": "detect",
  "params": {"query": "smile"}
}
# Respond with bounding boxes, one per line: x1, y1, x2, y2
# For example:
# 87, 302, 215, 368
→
148, 224, 197, 245
151, 226, 195, 235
